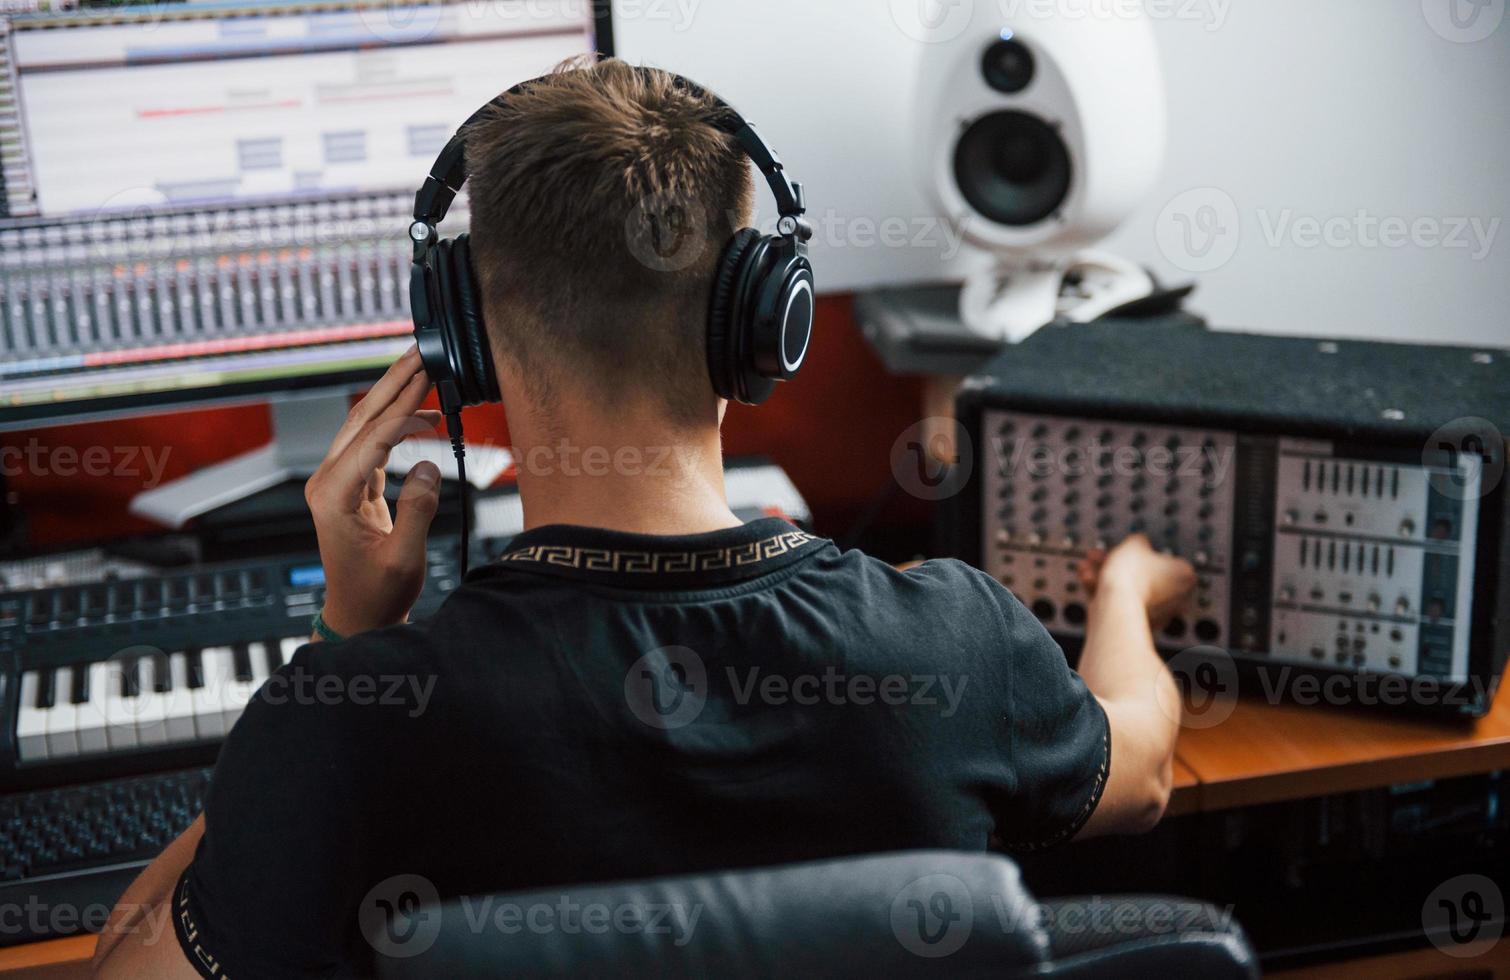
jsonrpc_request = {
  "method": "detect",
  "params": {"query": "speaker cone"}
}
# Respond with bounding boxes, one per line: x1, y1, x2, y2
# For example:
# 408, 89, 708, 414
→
953, 110, 1072, 227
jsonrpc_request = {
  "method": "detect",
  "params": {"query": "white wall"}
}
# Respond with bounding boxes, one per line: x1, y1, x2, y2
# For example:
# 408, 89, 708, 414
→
616, 0, 1509, 347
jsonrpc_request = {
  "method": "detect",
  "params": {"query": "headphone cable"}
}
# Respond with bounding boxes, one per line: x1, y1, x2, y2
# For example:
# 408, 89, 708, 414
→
445, 411, 469, 579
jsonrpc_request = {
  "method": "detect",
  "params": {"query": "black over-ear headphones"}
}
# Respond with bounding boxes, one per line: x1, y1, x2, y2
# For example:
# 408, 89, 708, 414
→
407, 65, 815, 574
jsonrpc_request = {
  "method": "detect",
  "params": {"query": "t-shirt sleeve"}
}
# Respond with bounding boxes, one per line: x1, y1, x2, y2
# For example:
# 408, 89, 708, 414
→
173, 657, 365, 979
961, 565, 1111, 852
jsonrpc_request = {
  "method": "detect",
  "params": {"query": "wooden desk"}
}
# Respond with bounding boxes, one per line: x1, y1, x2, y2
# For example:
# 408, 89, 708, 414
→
1173, 687, 1510, 812
0, 935, 92, 978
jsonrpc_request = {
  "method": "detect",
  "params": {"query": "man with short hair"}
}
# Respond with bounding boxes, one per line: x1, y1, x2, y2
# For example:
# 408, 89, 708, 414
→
94, 59, 1193, 978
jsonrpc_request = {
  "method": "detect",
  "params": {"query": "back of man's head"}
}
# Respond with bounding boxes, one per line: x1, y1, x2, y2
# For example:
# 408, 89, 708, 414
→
465, 57, 756, 428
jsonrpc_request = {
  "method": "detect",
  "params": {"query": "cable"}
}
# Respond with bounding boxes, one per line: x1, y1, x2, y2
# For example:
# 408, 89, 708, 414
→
445, 412, 469, 578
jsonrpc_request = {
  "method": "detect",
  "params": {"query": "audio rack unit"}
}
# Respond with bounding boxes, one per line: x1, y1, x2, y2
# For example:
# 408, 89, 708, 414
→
954, 319, 1509, 716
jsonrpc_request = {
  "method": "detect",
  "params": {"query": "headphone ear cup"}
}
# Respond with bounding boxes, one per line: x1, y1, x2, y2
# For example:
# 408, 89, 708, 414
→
706, 228, 762, 403
447, 235, 500, 404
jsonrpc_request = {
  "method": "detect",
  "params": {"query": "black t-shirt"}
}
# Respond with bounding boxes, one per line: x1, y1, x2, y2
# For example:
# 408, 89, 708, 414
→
173, 518, 1109, 978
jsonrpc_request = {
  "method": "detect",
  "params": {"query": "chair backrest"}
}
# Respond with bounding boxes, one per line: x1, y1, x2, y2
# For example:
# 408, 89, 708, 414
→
368, 850, 1258, 979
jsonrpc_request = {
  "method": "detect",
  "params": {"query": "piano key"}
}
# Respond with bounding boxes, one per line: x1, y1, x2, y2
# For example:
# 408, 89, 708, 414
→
262, 639, 283, 675
163, 653, 199, 743
118, 657, 141, 699
186, 649, 205, 690
70, 664, 90, 705
16, 671, 49, 761
232, 644, 254, 683
103, 661, 141, 750
280, 636, 304, 666
151, 652, 172, 693
224, 643, 272, 731
35, 668, 57, 710
43, 666, 81, 759
194, 646, 234, 740
74, 662, 111, 755
132, 655, 171, 746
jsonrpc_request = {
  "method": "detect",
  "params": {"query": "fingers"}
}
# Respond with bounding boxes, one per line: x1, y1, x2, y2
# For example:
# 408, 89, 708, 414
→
322, 375, 436, 509
323, 345, 424, 465
389, 462, 443, 559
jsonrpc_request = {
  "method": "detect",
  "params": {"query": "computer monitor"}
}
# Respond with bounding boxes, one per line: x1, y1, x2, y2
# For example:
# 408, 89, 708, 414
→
0, 0, 610, 522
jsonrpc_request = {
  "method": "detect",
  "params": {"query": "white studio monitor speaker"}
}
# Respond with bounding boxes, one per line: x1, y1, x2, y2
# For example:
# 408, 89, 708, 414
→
915, 12, 1167, 343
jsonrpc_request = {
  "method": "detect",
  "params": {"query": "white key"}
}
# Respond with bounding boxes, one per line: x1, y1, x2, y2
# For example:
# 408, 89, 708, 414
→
279, 636, 304, 666
104, 660, 141, 750
16, 670, 49, 762
44, 666, 81, 759
75, 661, 111, 755
133, 656, 170, 747
193, 647, 234, 740
163, 653, 199, 743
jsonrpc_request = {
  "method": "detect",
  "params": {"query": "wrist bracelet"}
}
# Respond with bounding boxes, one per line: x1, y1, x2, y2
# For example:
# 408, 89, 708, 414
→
311, 610, 346, 643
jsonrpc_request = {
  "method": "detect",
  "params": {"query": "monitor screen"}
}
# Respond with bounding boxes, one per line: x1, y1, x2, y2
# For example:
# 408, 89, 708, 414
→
0, 0, 606, 428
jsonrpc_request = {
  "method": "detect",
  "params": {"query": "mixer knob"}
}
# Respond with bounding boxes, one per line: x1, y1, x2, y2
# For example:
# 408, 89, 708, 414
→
1399, 518, 1416, 537
1131, 476, 1147, 492
1031, 487, 1049, 502
1032, 423, 1049, 439
1283, 509, 1299, 526
1064, 426, 1081, 442
1164, 500, 1180, 517
1279, 585, 1296, 602
1064, 512, 1080, 527
1129, 497, 1145, 514
1063, 490, 1080, 506
1395, 596, 1411, 615
1368, 593, 1381, 612
1194, 550, 1210, 566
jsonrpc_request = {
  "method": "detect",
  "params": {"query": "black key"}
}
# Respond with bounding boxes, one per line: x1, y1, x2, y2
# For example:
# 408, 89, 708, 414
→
186, 650, 205, 690
70, 665, 90, 705
35, 669, 56, 710
232, 644, 253, 683
263, 640, 283, 675
119, 659, 141, 699
151, 653, 171, 694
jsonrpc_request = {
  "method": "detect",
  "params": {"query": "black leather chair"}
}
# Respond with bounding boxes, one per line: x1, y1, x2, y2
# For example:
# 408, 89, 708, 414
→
370, 851, 1258, 978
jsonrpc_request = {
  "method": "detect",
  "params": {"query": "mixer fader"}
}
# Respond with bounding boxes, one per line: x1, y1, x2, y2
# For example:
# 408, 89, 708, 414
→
982, 411, 1238, 648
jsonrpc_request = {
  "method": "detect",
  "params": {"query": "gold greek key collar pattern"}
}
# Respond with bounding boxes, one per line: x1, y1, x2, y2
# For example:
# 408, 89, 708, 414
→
497, 529, 819, 575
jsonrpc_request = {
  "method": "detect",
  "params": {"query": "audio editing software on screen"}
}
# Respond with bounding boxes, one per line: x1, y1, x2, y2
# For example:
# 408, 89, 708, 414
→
0, 0, 596, 416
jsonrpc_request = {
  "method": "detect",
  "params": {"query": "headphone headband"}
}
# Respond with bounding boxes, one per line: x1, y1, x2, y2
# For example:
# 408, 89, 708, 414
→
409, 67, 811, 248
